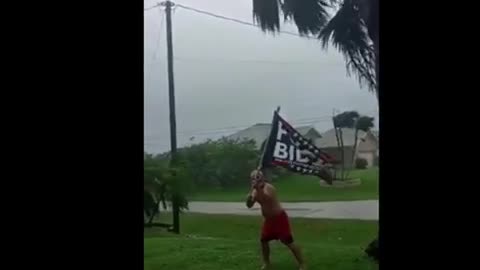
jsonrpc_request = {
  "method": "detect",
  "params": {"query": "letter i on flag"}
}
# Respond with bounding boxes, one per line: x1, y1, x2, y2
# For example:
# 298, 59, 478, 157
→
259, 107, 335, 185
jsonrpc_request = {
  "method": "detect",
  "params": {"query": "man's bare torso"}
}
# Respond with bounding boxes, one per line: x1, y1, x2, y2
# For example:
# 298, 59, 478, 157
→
252, 183, 283, 218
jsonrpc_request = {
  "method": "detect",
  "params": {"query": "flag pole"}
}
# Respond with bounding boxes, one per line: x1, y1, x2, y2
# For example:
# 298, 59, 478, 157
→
257, 106, 281, 171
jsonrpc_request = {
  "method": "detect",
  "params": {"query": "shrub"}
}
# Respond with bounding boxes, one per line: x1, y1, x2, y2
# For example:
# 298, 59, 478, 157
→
355, 158, 368, 169
365, 237, 379, 262
178, 138, 258, 188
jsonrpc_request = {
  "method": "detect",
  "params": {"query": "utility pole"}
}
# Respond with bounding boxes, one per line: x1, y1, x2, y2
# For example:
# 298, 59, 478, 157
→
161, 0, 180, 234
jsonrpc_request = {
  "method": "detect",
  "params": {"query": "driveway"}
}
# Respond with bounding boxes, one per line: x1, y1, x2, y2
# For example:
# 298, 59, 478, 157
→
185, 200, 378, 220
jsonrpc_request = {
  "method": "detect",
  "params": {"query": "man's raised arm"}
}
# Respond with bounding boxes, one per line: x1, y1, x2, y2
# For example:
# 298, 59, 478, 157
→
246, 190, 256, 208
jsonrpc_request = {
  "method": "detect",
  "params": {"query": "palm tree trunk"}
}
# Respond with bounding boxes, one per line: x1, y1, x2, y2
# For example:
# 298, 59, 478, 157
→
147, 202, 159, 225
333, 117, 341, 181
334, 129, 342, 180
351, 128, 359, 169
339, 128, 345, 180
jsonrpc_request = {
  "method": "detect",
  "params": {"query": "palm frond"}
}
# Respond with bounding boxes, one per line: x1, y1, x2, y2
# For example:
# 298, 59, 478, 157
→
253, 0, 281, 32
253, 0, 331, 35
281, 0, 331, 35
318, 0, 376, 91
334, 110, 360, 128
356, 116, 375, 131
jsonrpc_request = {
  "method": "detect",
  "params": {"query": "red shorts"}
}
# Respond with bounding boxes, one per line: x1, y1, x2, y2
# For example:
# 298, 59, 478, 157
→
261, 210, 293, 244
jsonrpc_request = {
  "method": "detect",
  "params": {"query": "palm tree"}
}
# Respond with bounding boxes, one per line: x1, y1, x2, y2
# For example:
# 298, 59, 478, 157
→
144, 154, 190, 229
351, 115, 375, 168
144, 162, 168, 226
144, 184, 167, 225
252, 0, 379, 98
332, 110, 359, 179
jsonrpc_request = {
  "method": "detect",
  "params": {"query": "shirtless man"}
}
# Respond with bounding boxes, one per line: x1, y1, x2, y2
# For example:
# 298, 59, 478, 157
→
246, 169, 305, 270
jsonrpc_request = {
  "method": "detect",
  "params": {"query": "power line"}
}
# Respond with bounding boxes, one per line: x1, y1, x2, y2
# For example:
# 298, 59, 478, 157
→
144, 110, 378, 142
145, 2, 313, 39
145, 8, 165, 83
144, 4, 338, 74
145, 4, 326, 66
172, 56, 331, 66
144, 3, 161, 11
144, 116, 333, 140
143, 117, 333, 145
174, 3, 312, 39
150, 110, 374, 138
152, 116, 331, 136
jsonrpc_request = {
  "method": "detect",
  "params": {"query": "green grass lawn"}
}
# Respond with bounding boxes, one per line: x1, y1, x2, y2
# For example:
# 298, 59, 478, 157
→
190, 168, 378, 202
144, 213, 378, 270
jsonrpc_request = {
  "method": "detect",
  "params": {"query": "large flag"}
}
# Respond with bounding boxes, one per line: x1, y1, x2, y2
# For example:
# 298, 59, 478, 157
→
260, 108, 335, 184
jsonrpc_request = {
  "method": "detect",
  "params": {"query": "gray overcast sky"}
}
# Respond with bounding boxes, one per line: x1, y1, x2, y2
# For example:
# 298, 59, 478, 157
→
144, 0, 378, 154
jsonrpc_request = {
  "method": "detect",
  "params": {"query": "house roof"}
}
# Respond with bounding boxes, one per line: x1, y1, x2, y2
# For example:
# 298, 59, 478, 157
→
295, 125, 321, 137
315, 128, 369, 148
225, 123, 272, 148
225, 123, 320, 148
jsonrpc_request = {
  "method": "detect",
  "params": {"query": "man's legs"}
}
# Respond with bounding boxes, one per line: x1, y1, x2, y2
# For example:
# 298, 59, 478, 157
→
260, 240, 271, 269
282, 239, 305, 270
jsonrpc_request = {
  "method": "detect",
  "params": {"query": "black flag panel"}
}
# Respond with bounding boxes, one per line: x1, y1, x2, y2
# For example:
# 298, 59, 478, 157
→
261, 110, 335, 184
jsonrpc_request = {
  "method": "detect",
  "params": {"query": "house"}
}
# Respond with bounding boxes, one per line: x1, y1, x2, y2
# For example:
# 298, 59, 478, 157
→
225, 123, 378, 168
225, 123, 323, 150
314, 128, 378, 168
371, 130, 379, 157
